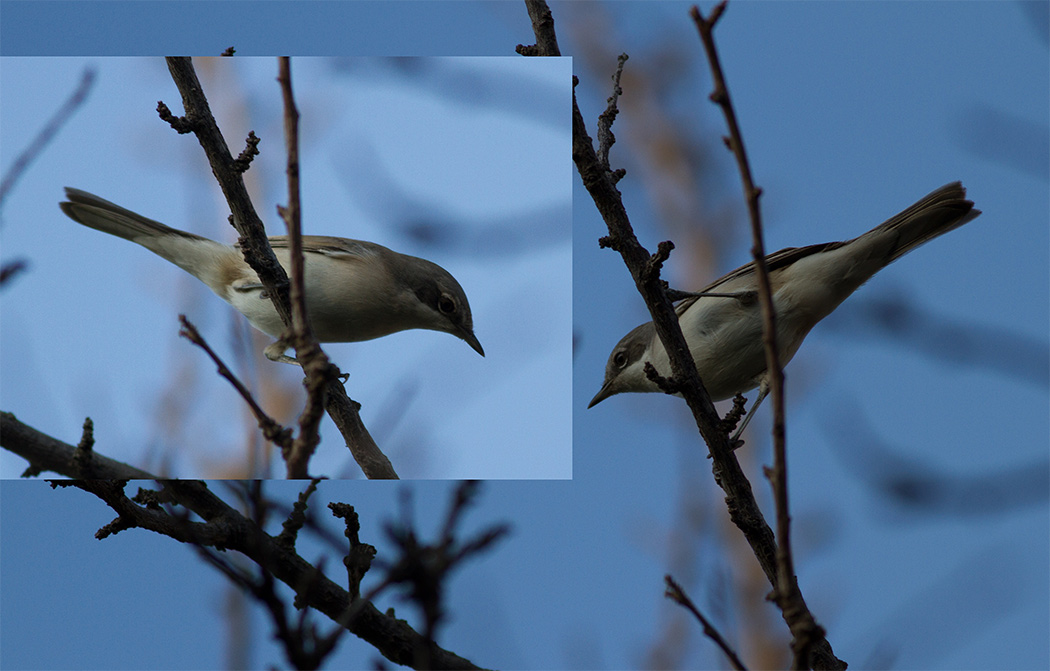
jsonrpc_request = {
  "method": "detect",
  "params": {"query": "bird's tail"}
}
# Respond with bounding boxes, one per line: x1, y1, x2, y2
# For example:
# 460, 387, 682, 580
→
861, 181, 981, 264
60, 188, 236, 297
60, 188, 206, 243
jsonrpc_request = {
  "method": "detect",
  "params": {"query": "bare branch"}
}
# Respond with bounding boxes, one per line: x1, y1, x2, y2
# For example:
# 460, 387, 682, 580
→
1, 411, 157, 479
692, 3, 837, 668
0, 66, 96, 208
178, 315, 295, 460
58, 479, 485, 669
665, 575, 748, 671
0, 259, 29, 286
596, 53, 629, 174
516, 0, 561, 57
572, 33, 789, 631
379, 483, 511, 668
160, 57, 397, 479
275, 478, 320, 550
328, 502, 378, 602
275, 57, 334, 478
322, 387, 397, 479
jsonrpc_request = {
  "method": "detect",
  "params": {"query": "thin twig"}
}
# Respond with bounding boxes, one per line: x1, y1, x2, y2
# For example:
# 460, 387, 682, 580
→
277, 57, 307, 349
664, 575, 748, 671
596, 54, 628, 173
179, 315, 294, 456
692, 4, 838, 669
276, 57, 329, 478
0, 66, 96, 208
691, 1, 785, 488
328, 501, 377, 601
0, 260, 28, 286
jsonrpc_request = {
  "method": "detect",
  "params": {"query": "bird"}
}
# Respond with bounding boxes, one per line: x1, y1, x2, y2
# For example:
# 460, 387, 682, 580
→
59, 188, 484, 362
589, 181, 980, 437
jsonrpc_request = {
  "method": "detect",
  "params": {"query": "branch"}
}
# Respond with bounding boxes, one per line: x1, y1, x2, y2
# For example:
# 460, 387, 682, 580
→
0, 66, 96, 207
178, 316, 294, 458
275, 57, 333, 478
1, 411, 157, 479
569, 22, 786, 633
160, 58, 288, 314
516, 0, 561, 57
379, 483, 511, 669
555, 0, 841, 665
665, 575, 748, 671
692, 3, 838, 669
159, 57, 396, 479
57, 479, 485, 669
328, 501, 377, 602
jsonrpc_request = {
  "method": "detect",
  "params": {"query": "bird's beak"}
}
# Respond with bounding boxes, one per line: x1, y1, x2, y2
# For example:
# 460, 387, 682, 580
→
460, 328, 485, 357
587, 381, 614, 409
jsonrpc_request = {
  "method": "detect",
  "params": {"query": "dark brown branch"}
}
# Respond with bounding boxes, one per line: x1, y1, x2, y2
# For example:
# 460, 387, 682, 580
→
0, 259, 29, 285
573, 82, 714, 420
596, 53, 628, 173
1, 411, 157, 479
58, 479, 483, 669
163, 59, 278, 294
160, 57, 396, 480
692, 4, 838, 669
328, 502, 377, 602
665, 575, 748, 671
516, 0, 561, 57
321, 386, 396, 478
380, 483, 510, 668
275, 478, 319, 550
276, 57, 333, 478
178, 315, 295, 458
572, 40, 786, 609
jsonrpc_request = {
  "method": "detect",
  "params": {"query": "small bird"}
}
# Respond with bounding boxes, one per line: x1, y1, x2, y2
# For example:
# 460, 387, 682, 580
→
589, 182, 980, 435
60, 188, 484, 362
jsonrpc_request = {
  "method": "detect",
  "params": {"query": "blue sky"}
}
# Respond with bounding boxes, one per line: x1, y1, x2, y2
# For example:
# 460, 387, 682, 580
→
2, 2, 1048, 671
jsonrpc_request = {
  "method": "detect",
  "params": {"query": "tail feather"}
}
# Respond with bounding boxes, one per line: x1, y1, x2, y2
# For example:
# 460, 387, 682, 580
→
60, 188, 206, 242
863, 181, 981, 264
60, 188, 238, 296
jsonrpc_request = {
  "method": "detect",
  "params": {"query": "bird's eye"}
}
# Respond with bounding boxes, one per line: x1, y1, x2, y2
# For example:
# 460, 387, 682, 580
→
613, 351, 627, 368
438, 294, 457, 314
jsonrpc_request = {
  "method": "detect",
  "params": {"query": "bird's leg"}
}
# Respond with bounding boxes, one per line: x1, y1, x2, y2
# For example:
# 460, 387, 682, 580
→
264, 339, 300, 365
729, 382, 769, 448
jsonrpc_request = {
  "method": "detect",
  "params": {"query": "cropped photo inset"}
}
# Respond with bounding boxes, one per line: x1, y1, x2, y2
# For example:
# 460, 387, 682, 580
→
1, 56, 572, 479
